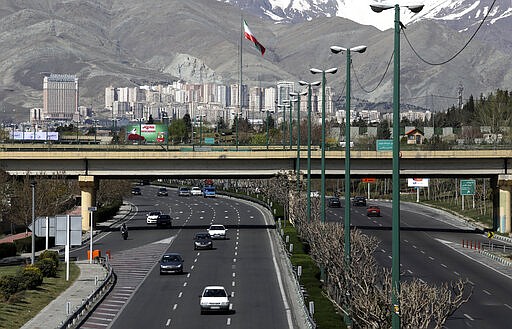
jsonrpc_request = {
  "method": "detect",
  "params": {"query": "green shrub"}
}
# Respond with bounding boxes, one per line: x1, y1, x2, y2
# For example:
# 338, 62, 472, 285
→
96, 201, 122, 223
35, 258, 57, 277
0, 274, 20, 301
0, 242, 17, 259
38, 250, 60, 268
17, 266, 43, 290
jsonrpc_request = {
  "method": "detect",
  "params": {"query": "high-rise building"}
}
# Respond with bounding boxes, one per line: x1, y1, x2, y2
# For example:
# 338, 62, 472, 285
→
43, 74, 79, 120
276, 81, 294, 107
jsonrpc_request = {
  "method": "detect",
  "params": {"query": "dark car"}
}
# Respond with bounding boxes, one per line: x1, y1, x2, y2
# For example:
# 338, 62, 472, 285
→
156, 214, 172, 228
367, 206, 381, 217
157, 187, 168, 196
352, 196, 367, 206
159, 253, 183, 274
328, 197, 341, 208
131, 187, 141, 195
194, 232, 213, 250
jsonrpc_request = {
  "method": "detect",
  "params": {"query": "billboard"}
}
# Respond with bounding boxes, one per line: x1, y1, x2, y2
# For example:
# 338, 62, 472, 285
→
126, 124, 167, 143
11, 131, 59, 141
407, 178, 429, 187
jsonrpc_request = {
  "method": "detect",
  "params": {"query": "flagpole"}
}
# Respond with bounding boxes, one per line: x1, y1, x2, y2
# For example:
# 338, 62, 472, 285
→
237, 15, 242, 151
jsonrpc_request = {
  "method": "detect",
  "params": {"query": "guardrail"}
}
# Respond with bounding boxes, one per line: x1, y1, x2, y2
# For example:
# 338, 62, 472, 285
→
59, 257, 116, 329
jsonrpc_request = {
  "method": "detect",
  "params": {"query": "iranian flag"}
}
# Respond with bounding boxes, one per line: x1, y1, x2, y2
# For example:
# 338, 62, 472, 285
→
243, 20, 265, 56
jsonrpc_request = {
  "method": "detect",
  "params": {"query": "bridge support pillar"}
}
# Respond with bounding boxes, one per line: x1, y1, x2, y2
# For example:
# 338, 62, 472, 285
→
497, 175, 512, 234
78, 175, 97, 231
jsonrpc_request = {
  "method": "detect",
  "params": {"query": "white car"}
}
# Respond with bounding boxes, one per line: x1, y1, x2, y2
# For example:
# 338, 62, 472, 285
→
199, 286, 230, 314
146, 211, 162, 224
207, 224, 227, 239
190, 186, 202, 196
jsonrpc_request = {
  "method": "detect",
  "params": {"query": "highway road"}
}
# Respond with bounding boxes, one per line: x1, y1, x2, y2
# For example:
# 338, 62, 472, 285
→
326, 200, 512, 329
74, 185, 298, 329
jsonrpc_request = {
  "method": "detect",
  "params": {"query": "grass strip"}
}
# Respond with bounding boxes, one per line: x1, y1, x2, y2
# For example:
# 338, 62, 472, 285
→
0, 262, 79, 328
282, 222, 346, 329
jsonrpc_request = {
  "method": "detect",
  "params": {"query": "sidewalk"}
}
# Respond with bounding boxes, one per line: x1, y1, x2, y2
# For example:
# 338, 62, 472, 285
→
18, 203, 133, 329
21, 260, 108, 329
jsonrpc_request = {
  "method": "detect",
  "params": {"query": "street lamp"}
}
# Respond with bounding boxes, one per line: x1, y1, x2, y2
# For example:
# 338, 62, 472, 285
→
370, 3, 423, 328
330, 43, 367, 326
277, 103, 290, 150
298, 80, 321, 222
30, 180, 36, 265
290, 91, 308, 191
261, 109, 273, 149
310, 67, 337, 223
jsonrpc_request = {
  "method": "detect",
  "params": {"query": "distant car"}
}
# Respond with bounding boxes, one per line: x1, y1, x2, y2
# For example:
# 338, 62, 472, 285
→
146, 211, 162, 224
199, 286, 230, 314
207, 224, 227, 239
157, 187, 168, 196
159, 253, 184, 274
156, 214, 172, 228
131, 187, 141, 195
190, 186, 202, 196
310, 191, 320, 198
202, 186, 216, 198
367, 206, 381, 217
178, 187, 191, 196
328, 197, 341, 208
194, 232, 213, 250
352, 196, 367, 206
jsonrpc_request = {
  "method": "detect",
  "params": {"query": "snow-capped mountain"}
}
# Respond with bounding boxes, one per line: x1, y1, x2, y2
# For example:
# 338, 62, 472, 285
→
226, 0, 509, 32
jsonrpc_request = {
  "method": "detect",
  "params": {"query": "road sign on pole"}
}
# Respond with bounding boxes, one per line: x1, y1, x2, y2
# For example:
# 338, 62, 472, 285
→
460, 180, 475, 195
376, 139, 393, 152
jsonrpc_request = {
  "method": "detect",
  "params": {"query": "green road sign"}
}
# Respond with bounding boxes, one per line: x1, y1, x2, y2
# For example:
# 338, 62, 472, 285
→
376, 139, 393, 152
204, 137, 215, 145
460, 179, 475, 195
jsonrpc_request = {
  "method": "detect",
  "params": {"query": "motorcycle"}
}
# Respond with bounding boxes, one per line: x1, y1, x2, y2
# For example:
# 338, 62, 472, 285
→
121, 229, 128, 240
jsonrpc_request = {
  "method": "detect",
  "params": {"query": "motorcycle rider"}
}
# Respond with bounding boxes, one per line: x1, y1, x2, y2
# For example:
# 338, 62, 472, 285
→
121, 223, 128, 238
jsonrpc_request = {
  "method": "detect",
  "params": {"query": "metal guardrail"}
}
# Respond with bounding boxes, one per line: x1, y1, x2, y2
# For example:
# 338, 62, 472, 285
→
59, 257, 116, 329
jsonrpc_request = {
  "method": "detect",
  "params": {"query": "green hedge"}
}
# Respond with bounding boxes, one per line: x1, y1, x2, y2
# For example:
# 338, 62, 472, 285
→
0, 243, 17, 259
0, 274, 19, 301
35, 258, 57, 278
96, 201, 122, 223
38, 250, 60, 268
17, 266, 43, 290
13, 236, 48, 254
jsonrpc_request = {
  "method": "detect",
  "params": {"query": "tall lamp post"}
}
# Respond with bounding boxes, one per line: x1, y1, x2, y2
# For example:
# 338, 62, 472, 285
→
298, 80, 321, 222
261, 109, 272, 149
310, 67, 337, 223
289, 91, 308, 191
370, 3, 423, 328
330, 43, 367, 326
277, 103, 290, 150
30, 180, 36, 265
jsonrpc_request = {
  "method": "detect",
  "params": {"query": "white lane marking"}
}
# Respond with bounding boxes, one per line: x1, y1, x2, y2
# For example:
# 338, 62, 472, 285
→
229, 303, 233, 310
429, 256, 435, 260
454, 271, 460, 276
232, 272, 236, 278
178, 292, 183, 298
166, 319, 171, 326
441, 263, 448, 268
381, 249, 386, 253
227, 318, 231, 326
388, 255, 392, 259
420, 250, 425, 254
194, 258, 198, 263
419, 278, 426, 284
183, 282, 187, 287
232, 281, 236, 287
404, 239, 409, 243
173, 304, 178, 310
231, 292, 235, 297
412, 245, 417, 249
190, 265, 194, 270
505, 304, 512, 310
407, 270, 413, 274
234, 252, 238, 256
482, 289, 491, 295
464, 313, 474, 321
187, 273, 191, 278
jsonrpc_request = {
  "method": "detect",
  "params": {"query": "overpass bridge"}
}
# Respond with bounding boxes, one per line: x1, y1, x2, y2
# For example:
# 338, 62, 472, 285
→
1, 145, 511, 234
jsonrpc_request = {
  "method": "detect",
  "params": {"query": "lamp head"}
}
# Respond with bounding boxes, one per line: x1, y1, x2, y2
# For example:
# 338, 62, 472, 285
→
300, 91, 308, 96
312, 81, 321, 86
370, 4, 393, 12
289, 92, 298, 97
330, 46, 346, 54
406, 5, 424, 13
310, 68, 322, 74
325, 67, 338, 74
351, 45, 367, 53
298, 80, 308, 86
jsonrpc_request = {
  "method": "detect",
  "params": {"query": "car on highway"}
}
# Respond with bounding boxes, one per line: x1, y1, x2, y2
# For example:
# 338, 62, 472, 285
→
156, 214, 172, 228
328, 197, 341, 208
159, 253, 184, 274
131, 187, 141, 195
199, 286, 230, 314
194, 232, 213, 250
190, 186, 202, 196
157, 187, 168, 196
178, 186, 191, 196
207, 224, 227, 239
146, 211, 162, 224
367, 205, 381, 217
352, 196, 367, 206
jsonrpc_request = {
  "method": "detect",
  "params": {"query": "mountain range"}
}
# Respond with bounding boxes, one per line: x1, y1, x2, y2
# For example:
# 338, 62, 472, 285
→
0, 0, 510, 121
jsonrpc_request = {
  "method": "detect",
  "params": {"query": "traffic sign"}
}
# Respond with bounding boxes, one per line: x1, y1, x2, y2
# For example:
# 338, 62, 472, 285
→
487, 231, 495, 239
376, 139, 393, 152
362, 178, 376, 183
460, 179, 475, 195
